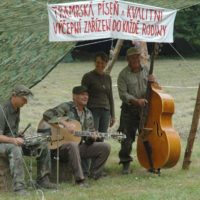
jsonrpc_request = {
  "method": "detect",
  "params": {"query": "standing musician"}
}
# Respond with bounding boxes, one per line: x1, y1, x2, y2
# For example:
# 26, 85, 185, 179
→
117, 46, 156, 174
43, 86, 111, 186
0, 85, 56, 196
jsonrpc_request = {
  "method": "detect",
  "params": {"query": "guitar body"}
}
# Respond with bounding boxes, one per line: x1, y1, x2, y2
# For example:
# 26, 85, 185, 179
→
38, 119, 81, 150
137, 83, 181, 170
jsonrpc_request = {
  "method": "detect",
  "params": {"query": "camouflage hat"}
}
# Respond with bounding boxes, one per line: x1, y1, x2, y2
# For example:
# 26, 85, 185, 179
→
72, 86, 88, 94
126, 46, 141, 57
12, 84, 33, 99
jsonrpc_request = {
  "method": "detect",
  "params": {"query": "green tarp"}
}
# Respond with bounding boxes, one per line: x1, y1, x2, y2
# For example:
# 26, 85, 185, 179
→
1, 0, 200, 102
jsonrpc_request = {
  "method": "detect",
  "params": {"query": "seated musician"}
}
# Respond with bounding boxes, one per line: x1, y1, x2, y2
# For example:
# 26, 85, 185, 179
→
43, 85, 111, 186
0, 85, 56, 196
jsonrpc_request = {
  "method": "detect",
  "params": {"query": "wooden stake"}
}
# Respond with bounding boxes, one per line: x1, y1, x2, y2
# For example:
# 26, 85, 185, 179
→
182, 83, 200, 169
105, 39, 124, 75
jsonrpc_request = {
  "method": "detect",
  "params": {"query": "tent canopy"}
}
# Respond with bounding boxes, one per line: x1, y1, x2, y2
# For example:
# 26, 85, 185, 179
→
0, 0, 199, 102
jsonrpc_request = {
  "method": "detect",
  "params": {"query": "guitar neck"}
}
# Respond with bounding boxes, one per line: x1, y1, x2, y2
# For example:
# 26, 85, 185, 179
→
74, 131, 109, 139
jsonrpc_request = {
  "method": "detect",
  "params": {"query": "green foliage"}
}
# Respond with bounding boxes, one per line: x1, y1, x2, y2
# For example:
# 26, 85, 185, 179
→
175, 5, 200, 46
0, 0, 75, 103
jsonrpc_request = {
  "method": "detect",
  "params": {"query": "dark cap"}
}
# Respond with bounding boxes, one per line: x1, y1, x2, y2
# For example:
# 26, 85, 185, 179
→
12, 85, 33, 99
126, 46, 141, 57
72, 86, 88, 94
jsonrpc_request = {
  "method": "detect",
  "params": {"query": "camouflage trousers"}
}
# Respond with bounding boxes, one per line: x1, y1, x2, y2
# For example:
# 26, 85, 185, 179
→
0, 142, 51, 191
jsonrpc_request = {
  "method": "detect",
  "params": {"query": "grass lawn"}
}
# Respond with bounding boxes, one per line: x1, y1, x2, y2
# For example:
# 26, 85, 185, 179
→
1, 58, 200, 200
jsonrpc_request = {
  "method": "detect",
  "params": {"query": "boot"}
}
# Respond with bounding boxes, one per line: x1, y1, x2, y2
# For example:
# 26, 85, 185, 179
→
37, 175, 56, 189
75, 179, 89, 188
15, 189, 29, 196
122, 162, 131, 174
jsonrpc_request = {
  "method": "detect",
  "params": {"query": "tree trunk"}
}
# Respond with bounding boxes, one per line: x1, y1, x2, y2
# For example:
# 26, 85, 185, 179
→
182, 83, 200, 169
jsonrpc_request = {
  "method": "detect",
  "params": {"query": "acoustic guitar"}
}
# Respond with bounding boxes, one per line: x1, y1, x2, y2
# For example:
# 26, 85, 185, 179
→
38, 119, 126, 150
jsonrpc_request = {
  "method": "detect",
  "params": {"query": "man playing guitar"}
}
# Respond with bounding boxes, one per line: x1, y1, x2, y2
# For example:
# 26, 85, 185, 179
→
43, 86, 111, 187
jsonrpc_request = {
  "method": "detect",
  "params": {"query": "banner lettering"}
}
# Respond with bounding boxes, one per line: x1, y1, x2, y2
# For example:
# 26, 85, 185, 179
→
48, 0, 177, 42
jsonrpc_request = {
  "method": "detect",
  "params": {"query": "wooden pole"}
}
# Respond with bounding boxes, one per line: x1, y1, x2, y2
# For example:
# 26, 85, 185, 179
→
139, 42, 150, 67
105, 40, 149, 75
105, 39, 124, 75
182, 83, 200, 169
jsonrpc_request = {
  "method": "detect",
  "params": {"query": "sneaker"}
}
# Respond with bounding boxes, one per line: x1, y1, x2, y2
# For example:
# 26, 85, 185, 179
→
37, 176, 57, 189
122, 162, 131, 174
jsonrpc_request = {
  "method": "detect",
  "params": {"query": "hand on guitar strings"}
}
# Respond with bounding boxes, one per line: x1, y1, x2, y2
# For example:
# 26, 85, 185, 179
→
13, 137, 24, 146
13, 123, 31, 146
90, 131, 98, 142
58, 119, 76, 134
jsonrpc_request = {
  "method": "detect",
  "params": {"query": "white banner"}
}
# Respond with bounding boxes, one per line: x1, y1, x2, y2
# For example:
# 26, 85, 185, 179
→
47, 0, 177, 43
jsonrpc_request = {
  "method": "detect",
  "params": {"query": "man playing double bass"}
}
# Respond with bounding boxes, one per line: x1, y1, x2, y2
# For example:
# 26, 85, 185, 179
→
43, 86, 111, 186
117, 46, 156, 174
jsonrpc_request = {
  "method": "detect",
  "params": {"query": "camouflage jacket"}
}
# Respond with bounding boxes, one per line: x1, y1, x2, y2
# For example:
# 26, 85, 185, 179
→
43, 101, 95, 132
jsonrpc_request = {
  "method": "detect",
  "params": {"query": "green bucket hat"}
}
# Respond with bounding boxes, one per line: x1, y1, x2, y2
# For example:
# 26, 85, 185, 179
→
12, 85, 33, 100
126, 46, 141, 57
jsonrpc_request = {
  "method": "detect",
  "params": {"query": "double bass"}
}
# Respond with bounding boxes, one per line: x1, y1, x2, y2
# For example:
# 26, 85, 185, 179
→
136, 44, 181, 173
